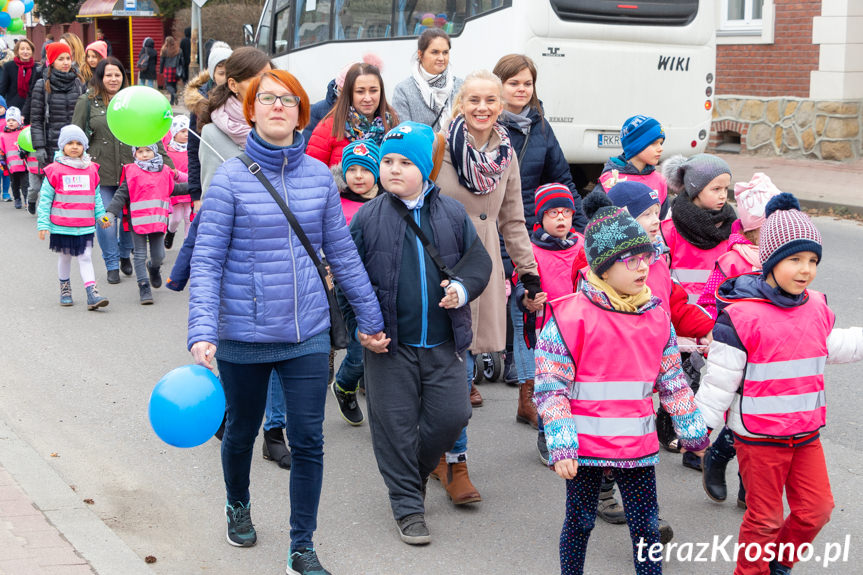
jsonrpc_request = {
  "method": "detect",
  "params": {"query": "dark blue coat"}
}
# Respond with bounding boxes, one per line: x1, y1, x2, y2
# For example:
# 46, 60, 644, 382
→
302, 79, 338, 150
186, 80, 212, 201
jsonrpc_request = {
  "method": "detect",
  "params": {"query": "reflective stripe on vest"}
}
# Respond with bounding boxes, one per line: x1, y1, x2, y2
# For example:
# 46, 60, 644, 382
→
661, 220, 728, 302
0, 130, 26, 173
123, 164, 174, 234
44, 162, 100, 227
551, 291, 669, 460
726, 291, 834, 437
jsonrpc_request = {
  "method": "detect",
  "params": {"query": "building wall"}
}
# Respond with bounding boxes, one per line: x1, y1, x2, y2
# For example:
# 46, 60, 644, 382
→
716, 0, 822, 98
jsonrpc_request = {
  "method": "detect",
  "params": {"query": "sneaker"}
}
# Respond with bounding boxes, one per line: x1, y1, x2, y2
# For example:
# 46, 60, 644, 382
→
164, 231, 175, 249
86, 285, 109, 310
769, 560, 792, 574
27, 201, 36, 214
286, 548, 331, 575
147, 261, 162, 288
2, 196, 11, 202
139, 280, 154, 305
13, 198, 21, 209
396, 513, 431, 545
503, 353, 518, 385
332, 383, 364, 425
225, 501, 257, 547
59, 279, 73, 306
537, 431, 550, 466
119, 257, 133, 276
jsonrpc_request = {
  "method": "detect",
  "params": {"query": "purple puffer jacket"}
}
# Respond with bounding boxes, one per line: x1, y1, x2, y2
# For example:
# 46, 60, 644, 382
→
187, 130, 383, 349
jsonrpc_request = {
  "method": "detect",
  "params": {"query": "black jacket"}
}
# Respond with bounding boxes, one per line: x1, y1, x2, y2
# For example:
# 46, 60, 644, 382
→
0, 59, 41, 117
29, 74, 85, 158
138, 38, 158, 80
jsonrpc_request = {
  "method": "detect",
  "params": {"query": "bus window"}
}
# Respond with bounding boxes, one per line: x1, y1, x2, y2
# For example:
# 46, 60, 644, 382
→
256, 0, 274, 52
295, 0, 332, 48
274, 0, 293, 54
394, 0, 510, 37
334, 0, 392, 40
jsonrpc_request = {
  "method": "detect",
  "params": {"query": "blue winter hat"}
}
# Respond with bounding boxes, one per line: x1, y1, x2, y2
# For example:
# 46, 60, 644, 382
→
342, 139, 380, 181
380, 121, 434, 182
0, 95, 7, 111
58, 124, 89, 151
607, 181, 660, 219
621, 115, 664, 161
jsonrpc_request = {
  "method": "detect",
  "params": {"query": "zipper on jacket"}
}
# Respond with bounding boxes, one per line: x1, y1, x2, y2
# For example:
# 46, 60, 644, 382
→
413, 207, 428, 346
282, 157, 301, 341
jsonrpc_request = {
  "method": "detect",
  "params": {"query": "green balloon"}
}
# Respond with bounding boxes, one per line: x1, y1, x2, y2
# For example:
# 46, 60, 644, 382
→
7, 18, 24, 34
17, 126, 34, 152
106, 86, 173, 147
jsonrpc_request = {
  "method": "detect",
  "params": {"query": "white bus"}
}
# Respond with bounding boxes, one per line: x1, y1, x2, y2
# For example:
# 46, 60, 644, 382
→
245, 0, 715, 184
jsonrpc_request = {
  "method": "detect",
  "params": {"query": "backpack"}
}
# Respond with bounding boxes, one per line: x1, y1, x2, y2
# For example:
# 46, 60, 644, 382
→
137, 49, 150, 70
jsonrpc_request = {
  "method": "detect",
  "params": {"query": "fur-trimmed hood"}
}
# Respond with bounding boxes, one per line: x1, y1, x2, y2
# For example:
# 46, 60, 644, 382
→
184, 70, 211, 119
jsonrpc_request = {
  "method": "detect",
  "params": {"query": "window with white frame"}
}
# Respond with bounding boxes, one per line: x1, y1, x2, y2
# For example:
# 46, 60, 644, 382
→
721, 0, 764, 33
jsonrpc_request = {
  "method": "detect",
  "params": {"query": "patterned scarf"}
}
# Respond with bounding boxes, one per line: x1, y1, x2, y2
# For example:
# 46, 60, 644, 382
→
15, 57, 34, 100
446, 115, 513, 195
133, 145, 164, 172
344, 106, 389, 144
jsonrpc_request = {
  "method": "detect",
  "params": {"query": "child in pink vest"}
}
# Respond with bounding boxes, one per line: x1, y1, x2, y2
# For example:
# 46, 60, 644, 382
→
37, 125, 110, 309
598, 114, 668, 216
535, 205, 708, 575
331, 138, 380, 226
696, 193, 863, 575
163, 115, 191, 249
660, 154, 737, 305
0, 107, 28, 209
105, 143, 187, 305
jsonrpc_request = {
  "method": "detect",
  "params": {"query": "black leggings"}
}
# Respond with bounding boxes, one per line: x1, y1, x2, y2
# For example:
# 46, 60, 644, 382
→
9, 172, 27, 201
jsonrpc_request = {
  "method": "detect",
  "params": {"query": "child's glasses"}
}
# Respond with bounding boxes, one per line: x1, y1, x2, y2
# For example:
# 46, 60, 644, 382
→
545, 208, 573, 218
616, 252, 657, 270
256, 93, 301, 107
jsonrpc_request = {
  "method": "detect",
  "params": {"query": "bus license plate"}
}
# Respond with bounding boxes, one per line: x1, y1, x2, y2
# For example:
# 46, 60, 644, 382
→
598, 133, 621, 148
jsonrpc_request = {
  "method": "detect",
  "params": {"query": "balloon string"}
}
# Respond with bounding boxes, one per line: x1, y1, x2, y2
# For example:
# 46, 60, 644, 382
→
187, 128, 227, 163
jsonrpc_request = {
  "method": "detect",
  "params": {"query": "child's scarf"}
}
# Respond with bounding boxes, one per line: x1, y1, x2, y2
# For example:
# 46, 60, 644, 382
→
586, 270, 652, 313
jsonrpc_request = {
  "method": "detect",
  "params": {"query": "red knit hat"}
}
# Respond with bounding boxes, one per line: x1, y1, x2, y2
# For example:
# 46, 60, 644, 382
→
46, 42, 72, 67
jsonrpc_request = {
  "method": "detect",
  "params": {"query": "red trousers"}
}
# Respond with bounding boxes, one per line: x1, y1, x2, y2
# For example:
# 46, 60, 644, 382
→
734, 438, 834, 575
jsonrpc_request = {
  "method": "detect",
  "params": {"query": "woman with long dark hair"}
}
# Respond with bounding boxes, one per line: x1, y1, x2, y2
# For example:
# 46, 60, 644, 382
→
306, 62, 397, 167
160, 36, 184, 105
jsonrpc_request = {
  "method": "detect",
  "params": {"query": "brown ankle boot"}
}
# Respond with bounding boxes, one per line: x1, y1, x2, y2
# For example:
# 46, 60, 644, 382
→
429, 455, 447, 481
442, 460, 481, 505
470, 383, 483, 407
516, 379, 538, 429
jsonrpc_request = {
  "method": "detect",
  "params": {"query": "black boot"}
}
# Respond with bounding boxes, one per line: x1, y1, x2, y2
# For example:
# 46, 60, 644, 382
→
502, 352, 518, 385
214, 412, 226, 441
147, 261, 162, 288
106, 269, 121, 284
597, 486, 626, 524
120, 257, 133, 276
164, 231, 175, 249
737, 473, 747, 509
702, 447, 729, 502
262, 427, 291, 469
139, 280, 154, 305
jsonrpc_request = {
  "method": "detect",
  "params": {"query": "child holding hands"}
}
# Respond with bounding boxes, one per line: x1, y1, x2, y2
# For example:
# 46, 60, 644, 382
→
37, 125, 110, 309
534, 205, 709, 574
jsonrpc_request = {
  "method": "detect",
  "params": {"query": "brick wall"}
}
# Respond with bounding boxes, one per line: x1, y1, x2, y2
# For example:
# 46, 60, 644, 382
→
716, 0, 821, 98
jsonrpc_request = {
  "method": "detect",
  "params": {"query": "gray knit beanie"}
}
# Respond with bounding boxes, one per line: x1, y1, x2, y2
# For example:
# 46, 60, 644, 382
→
662, 154, 731, 199
57, 124, 89, 152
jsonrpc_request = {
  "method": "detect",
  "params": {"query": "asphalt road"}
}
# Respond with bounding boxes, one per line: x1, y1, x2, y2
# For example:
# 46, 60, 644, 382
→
1, 204, 861, 575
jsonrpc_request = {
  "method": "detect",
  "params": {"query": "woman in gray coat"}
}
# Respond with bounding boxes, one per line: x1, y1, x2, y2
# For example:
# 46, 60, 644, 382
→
391, 29, 462, 132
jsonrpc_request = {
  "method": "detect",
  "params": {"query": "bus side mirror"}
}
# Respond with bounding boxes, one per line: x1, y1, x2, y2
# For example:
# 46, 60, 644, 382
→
243, 24, 255, 46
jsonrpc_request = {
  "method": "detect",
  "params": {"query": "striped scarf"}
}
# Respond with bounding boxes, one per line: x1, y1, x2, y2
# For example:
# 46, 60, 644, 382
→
446, 115, 513, 195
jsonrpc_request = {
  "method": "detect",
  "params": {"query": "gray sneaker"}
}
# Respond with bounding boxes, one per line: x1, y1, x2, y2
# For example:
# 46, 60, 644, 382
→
396, 513, 430, 545
287, 548, 331, 575
225, 501, 256, 547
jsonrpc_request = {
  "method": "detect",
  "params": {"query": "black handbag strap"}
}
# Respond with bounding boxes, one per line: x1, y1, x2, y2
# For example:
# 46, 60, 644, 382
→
389, 195, 461, 283
238, 154, 330, 287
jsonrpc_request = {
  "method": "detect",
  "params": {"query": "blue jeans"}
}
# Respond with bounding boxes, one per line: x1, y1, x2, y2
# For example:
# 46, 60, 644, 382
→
95, 186, 133, 270
510, 295, 535, 384
219, 353, 328, 551
138, 77, 156, 88
335, 332, 364, 392
263, 370, 287, 431
1, 173, 9, 198
450, 352, 474, 455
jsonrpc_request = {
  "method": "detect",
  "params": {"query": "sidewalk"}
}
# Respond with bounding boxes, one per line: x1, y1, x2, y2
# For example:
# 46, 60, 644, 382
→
718, 153, 863, 215
0, 420, 154, 575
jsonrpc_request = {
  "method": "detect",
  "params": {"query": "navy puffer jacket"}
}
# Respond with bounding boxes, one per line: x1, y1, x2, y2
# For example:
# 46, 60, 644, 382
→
499, 106, 588, 233
187, 130, 384, 349
302, 79, 338, 149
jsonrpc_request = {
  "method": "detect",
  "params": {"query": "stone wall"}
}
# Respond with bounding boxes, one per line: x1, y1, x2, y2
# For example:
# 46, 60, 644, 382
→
709, 96, 862, 160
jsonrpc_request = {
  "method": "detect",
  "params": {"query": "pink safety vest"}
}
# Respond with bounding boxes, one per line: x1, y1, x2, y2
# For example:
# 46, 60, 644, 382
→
717, 249, 759, 279
532, 236, 585, 329
163, 136, 191, 206
340, 196, 363, 226
0, 128, 26, 173
44, 162, 100, 227
122, 164, 174, 234
598, 168, 667, 206
551, 292, 668, 460
725, 287, 834, 438
661, 219, 728, 304
646, 255, 673, 315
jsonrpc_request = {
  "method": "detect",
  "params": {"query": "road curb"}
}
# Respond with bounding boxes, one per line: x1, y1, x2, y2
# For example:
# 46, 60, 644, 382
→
0, 419, 155, 575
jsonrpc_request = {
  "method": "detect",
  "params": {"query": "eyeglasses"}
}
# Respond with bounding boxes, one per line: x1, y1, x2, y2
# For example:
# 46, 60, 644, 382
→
616, 252, 657, 270
256, 93, 301, 107
545, 208, 573, 218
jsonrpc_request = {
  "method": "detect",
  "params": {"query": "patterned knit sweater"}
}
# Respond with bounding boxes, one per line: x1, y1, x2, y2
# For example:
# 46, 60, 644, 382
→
534, 282, 710, 468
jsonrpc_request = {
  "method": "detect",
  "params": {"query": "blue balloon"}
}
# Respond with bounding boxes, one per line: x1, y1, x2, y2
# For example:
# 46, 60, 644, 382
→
23, 0, 34, 13
148, 365, 225, 448
0, 13, 11, 28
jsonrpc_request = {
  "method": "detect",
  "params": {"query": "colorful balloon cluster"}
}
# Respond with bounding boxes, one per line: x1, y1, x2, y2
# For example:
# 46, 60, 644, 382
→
0, 0, 34, 35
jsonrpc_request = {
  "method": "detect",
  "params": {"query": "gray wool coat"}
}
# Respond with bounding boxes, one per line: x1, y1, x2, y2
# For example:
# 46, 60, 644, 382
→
391, 75, 463, 131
